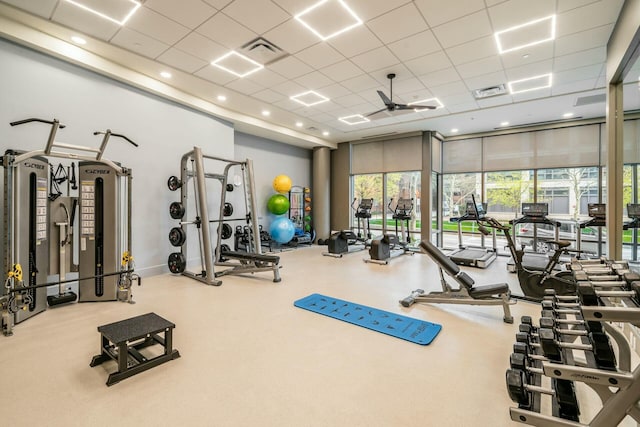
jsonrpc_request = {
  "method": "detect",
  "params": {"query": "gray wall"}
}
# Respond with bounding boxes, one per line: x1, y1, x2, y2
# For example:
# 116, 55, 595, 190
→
234, 131, 312, 229
0, 39, 234, 276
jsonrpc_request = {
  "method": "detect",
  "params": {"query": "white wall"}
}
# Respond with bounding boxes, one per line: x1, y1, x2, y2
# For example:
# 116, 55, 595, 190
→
0, 39, 234, 276
234, 132, 312, 229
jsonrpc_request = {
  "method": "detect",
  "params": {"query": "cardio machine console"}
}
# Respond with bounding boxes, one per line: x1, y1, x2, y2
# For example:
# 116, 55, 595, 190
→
464, 201, 487, 219
587, 203, 606, 219
627, 203, 640, 219
521, 203, 548, 218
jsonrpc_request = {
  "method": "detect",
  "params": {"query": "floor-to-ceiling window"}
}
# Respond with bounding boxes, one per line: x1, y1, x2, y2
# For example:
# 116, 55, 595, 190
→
442, 172, 482, 249
352, 173, 383, 237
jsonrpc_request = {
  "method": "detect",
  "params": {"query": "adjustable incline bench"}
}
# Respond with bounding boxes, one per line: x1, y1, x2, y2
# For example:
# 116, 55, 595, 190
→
399, 240, 515, 323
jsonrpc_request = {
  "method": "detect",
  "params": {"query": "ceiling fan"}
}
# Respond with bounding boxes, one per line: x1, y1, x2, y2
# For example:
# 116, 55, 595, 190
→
366, 73, 437, 117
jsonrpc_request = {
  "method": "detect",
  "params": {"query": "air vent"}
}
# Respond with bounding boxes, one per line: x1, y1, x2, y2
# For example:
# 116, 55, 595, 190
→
574, 94, 606, 106
473, 84, 507, 99
240, 37, 288, 66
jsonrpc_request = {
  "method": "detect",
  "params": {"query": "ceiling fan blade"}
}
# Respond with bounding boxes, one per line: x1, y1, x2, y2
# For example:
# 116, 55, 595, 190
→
365, 108, 389, 117
396, 103, 437, 111
377, 90, 392, 106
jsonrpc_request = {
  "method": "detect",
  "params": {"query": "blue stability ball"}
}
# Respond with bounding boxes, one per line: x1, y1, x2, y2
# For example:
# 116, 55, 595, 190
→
270, 217, 295, 244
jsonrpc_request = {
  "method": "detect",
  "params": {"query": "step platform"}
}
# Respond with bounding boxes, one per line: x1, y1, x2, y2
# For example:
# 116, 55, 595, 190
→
294, 293, 441, 345
90, 312, 180, 386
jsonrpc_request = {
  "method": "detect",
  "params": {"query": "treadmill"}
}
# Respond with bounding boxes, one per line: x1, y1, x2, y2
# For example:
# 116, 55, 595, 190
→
507, 203, 562, 272
448, 201, 497, 268
577, 203, 606, 257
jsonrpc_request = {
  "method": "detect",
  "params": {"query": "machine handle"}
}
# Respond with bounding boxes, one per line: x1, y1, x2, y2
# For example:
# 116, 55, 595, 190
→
93, 131, 139, 147
10, 118, 66, 128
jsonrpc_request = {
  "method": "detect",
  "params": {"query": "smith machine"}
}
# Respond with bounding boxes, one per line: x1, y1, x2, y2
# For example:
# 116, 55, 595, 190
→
1, 118, 140, 336
167, 146, 281, 285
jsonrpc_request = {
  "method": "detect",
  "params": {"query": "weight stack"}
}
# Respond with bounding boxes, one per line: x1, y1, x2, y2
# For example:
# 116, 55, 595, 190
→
78, 162, 119, 302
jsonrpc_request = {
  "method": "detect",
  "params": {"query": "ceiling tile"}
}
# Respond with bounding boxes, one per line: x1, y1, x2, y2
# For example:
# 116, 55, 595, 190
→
317, 83, 351, 98
505, 59, 553, 81
391, 77, 426, 95
2, 0, 57, 19
488, 0, 555, 30
202, 0, 233, 9
431, 10, 493, 48
245, 68, 288, 87
367, 3, 428, 44
445, 36, 496, 65
194, 64, 238, 85
499, 42, 554, 69
404, 51, 452, 76
294, 71, 334, 90
476, 95, 514, 108
554, 47, 605, 73
554, 64, 602, 84
320, 60, 363, 81
511, 88, 552, 102
221, 0, 290, 34
197, 12, 257, 50
334, 93, 368, 107
174, 32, 227, 62
388, 32, 440, 63
557, 0, 601, 13
270, 0, 311, 16
446, 101, 479, 113
308, 112, 336, 123
145, 0, 217, 28
345, 0, 413, 21
351, 47, 399, 73
327, 25, 383, 58
554, 25, 613, 56
414, 0, 486, 27
110, 28, 170, 59
272, 97, 304, 111
430, 81, 470, 97
463, 71, 508, 91
342, 74, 380, 92
157, 48, 208, 73
126, 6, 190, 45
52, 2, 120, 41
271, 80, 308, 97
552, 78, 599, 96
556, 0, 623, 38
262, 19, 320, 55
252, 88, 286, 103
225, 78, 264, 95
268, 56, 314, 79
455, 55, 503, 79
418, 67, 462, 88
295, 43, 345, 69
370, 65, 413, 85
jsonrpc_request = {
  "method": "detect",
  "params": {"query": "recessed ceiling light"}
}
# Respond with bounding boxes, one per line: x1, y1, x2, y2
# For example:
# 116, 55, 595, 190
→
211, 51, 264, 78
339, 114, 370, 125
563, 112, 574, 118
290, 91, 330, 107
65, 0, 141, 25
160, 71, 172, 78
322, 131, 330, 136
71, 35, 86, 45
217, 95, 227, 102
508, 73, 552, 94
295, 122, 303, 127
408, 98, 444, 112
522, 54, 530, 59
262, 110, 270, 117
451, 128, 459, 133
500, 121, 509, 127
295, 0, 363, 41
495, 15, 556, 54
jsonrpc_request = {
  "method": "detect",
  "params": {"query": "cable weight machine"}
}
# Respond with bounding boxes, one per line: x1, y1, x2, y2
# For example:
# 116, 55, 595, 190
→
1, 118, 140, 336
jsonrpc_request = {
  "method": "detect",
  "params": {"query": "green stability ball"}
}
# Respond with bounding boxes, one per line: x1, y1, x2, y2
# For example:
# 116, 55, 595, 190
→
267, 194, 290, 215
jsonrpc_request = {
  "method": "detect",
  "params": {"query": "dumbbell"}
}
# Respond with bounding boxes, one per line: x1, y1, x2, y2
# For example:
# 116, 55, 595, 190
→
538, 328, 617, 370
577, 282, 640, 306
506, 368, 580, 421
541, 300, 581, 316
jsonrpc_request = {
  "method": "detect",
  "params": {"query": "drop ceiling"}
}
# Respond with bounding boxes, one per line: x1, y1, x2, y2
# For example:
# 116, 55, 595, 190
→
0, 0, 636, 149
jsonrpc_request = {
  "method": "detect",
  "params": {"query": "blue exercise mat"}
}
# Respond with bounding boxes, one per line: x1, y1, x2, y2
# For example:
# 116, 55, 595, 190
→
294, 294, 441, 345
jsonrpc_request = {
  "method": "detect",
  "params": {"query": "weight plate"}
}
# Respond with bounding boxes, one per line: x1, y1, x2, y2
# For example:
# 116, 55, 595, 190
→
223, 202, 233, 217
168, 252, 186, 274
226, 183, 234, 192
167, 175, 181, 191
169, 201, 185, 219
221, 223, 233, 240
168, 227, 186, 247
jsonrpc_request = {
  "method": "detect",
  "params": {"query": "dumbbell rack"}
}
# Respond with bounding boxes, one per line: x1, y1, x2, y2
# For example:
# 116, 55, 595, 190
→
507, 257, 640, 426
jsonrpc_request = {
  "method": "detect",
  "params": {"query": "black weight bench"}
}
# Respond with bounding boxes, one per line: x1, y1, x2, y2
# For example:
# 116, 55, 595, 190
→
216, 250, 281, 282
90, 312, 180, 386
399, 240, 515, 323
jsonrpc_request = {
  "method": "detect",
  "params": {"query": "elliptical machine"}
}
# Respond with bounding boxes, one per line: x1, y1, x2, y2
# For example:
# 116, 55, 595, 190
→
366, 198, 414, 265
323, 198, 372, 258
469, 196, 576, 301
